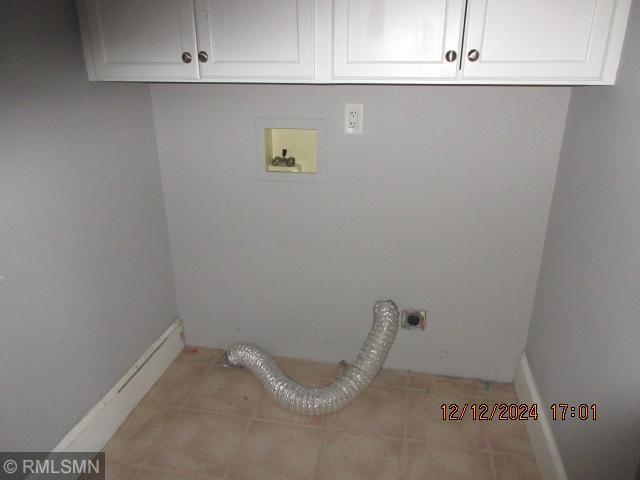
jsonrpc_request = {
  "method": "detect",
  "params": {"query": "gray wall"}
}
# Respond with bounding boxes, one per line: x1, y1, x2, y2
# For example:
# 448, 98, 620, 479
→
0, 2, 177, 450
151, 83, 570, 382
526, 1, 640, 478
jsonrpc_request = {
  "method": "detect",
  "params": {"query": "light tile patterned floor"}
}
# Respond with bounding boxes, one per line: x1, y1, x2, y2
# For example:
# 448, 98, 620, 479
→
101, 347, 540, 480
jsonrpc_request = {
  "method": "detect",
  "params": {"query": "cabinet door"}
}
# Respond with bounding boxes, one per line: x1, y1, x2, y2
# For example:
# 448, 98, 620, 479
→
80, 0, 199, 80
194, 0, 315, 81
461, 0, 618, 82
332, 0, 466, 81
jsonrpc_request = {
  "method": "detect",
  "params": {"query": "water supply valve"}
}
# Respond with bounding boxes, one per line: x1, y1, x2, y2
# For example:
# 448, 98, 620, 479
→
271, 148, 296, 167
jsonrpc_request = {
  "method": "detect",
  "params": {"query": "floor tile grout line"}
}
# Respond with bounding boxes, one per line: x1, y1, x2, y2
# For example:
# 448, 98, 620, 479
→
309, 425, 328, 480
127, 460, 221, 479
139, 407, 182, 467
403, 387, 409, 480
222, 420, 252, 479
107, 460, 147, 469
403, 387, 408, 440
408, 435, 537, 459
405, 437, 493, 455
248, 415, 326, 430
178, 357, 216, 410
325, 425, 406, 442
489, 449, 537, 458
222, 389, 261, 480
111, 458, 225, 480
179, 405, 258, 421
488, 451, 499, 480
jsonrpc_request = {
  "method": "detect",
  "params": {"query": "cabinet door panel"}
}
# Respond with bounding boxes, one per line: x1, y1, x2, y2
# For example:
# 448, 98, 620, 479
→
81, 0, 199, 80
462, 0, 617, 81
195, 0, 315, 80
333, 0, 466, 81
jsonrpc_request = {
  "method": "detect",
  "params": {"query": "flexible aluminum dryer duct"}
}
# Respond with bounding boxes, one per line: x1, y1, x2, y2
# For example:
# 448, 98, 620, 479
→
223, 299, 399, 415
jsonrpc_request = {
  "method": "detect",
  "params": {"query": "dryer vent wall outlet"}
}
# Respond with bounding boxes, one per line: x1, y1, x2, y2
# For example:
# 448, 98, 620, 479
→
401, 309, 427, 330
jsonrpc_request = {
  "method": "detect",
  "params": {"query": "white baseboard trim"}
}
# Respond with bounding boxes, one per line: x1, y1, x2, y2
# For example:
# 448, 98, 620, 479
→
515, 353, 569, 480
53, 318, 184, 453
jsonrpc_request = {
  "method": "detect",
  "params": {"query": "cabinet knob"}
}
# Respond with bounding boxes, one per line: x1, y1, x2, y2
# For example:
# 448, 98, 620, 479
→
467, 49, 480, 62
198, 51, 209, 63
445, 50, 457, 62
181, 52, 192, 64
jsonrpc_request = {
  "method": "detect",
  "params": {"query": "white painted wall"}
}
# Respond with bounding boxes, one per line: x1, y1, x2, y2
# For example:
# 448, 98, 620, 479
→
526, 1, 640, 478
0, 1, 177, 450
151, 84, 570, 381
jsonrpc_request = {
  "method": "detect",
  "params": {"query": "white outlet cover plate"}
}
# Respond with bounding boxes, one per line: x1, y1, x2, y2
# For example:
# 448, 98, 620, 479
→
344, 103, 363, 135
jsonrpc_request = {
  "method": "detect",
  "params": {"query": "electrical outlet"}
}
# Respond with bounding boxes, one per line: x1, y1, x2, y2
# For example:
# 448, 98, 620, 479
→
348, 110, 358, 129
344, 103, 363, 135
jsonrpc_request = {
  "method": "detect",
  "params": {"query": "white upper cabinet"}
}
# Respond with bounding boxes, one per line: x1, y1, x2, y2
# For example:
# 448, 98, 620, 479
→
194, 0, 315, 81
78, 0, 199, 80
461, 0, 628, 83
77, 0, 632, 84
332, 0, 466, 81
